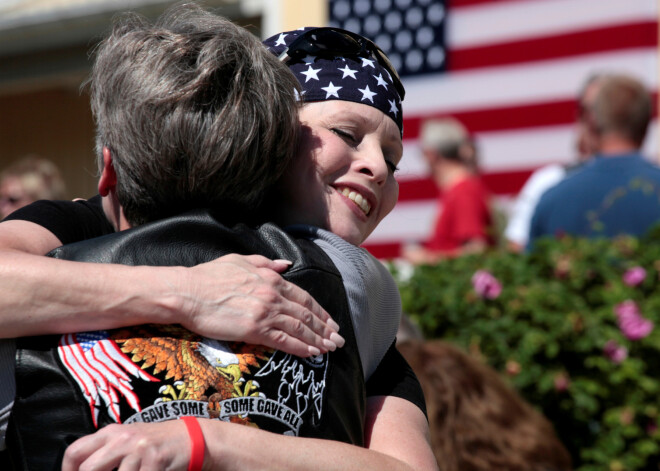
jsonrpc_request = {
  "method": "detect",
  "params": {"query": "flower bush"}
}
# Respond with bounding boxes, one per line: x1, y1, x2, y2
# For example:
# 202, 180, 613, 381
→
394, 233, 660, 470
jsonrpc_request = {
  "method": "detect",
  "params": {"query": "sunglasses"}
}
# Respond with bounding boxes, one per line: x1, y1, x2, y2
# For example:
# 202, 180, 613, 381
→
278, 27, 406, 100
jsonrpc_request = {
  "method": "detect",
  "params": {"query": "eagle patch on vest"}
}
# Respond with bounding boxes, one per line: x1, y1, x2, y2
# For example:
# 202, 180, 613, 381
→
56, 324, 328, 436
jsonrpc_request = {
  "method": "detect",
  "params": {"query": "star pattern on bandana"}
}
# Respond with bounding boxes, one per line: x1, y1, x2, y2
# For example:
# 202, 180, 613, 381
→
388, 99, 399, 117
321, 82, 342, 98
360, 57, 375, 68
274, 33, 288, 47
338, 65, 358, 79
301, 65, 321, 82
358, 85, 377, 103
263, 27, 403, 136
373, 73, 389, 90
302, 55, 317, 65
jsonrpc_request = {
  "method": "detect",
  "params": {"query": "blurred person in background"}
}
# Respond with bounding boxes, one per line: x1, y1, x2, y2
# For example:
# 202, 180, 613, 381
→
0, 155, 66, 219
529, 73, 660, 245
398, 339, 572, 471
403, 118, 494, 264
504, 74, 605, 252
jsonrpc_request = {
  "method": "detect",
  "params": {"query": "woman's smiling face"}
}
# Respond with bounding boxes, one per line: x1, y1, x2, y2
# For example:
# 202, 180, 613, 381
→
277, 100, 403, 245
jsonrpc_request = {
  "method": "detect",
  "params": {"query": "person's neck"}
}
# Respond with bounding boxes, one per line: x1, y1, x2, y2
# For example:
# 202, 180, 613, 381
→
597, 135, 639, 157
439, 164, 472, 190
101, 193, 131, 231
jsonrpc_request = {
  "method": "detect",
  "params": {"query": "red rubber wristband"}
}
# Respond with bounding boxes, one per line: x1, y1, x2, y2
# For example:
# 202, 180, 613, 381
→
182, 416, 205, 471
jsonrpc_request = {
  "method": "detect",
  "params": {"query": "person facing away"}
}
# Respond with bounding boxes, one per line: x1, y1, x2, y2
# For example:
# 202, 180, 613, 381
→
504, 73, 606, 252
0, 155, 66, 219
403, 117, 494, 264
528, 73, 660, 246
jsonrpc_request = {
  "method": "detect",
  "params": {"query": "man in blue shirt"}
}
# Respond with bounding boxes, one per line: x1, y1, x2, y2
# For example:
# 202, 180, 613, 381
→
529, 73, 660, 244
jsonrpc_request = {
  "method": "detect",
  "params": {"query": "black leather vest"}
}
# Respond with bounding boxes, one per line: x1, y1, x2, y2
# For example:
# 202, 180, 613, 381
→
8, 211, 365, 471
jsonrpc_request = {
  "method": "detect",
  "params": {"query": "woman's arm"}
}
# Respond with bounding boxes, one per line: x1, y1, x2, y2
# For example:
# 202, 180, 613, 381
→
0, 220, 342, 356
365, 395, 439, 470
61, 397, 438, 471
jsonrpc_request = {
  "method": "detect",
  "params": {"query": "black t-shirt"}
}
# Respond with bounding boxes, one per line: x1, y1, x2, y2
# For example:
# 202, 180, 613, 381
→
4, 196, 427, 416
366, 340, 425, 408
4, 195, 114, 244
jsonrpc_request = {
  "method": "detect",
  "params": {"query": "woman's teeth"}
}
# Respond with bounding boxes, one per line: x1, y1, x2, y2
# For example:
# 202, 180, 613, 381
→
341, 188, 371, 215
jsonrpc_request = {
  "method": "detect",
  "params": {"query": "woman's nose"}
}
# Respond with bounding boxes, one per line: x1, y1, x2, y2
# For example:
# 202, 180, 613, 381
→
356, 147, 389, 185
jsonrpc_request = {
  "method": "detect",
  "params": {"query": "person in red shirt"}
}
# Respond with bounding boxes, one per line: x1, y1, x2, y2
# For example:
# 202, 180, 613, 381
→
403, 118, 494, 264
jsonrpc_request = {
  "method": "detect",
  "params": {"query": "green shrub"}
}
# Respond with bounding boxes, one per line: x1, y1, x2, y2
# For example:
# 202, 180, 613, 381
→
395, 234, 660, 470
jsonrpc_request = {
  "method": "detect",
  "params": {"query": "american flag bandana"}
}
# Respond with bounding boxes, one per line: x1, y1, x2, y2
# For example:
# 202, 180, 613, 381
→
263, 28, 404, 137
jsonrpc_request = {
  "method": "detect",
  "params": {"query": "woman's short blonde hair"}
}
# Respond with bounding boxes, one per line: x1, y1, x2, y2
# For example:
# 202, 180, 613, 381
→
0, 155, 66, 201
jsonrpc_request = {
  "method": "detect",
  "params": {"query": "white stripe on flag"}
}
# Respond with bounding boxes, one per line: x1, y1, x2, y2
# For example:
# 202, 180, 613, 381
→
448, 0, 657, 49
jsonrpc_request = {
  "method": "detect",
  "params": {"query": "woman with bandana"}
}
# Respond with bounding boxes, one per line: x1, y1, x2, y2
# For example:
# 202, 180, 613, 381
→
4, 7, 437, 471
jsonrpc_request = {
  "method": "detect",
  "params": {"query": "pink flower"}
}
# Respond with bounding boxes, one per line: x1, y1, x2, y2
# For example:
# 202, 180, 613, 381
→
614, 300, 654, 341
614, 299, 640, 318
471, 270, 502, 299
603, 340, 628, 364
623, 266, 646, 286
553, 372, 570, 392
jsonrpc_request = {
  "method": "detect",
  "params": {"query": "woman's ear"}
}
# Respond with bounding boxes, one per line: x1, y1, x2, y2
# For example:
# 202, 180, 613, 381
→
98, 147, 117, 196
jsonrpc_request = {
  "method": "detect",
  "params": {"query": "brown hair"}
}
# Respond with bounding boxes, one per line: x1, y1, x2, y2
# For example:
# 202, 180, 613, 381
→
86, 2, 301, 226
589, 74, 651, 147
398, 339, 572, 471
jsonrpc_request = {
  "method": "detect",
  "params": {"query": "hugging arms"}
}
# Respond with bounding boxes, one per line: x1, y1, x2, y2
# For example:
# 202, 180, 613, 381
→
1, 4, 437, 470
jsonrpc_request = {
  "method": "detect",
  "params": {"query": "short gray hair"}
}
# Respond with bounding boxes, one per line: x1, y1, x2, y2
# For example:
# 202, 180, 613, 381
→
86, 2, 301, 226
420, 118, 471, 161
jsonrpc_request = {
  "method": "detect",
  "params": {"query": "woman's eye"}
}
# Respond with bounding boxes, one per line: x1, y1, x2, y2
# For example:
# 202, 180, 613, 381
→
332, 128, 357, 143
385, 160, 399, 174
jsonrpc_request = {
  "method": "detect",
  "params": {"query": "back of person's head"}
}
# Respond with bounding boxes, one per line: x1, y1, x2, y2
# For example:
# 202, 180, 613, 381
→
420, 118, 477, 171
0, 155, 66, 219
588, 73, 651, 148
88, 2, 301, 226
398, 339, 572, 471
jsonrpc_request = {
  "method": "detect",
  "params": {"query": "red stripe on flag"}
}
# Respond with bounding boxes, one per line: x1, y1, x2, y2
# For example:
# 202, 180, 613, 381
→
403, 99, 577, 136
361, 242, 402, 260
398, 168, 535, 202
448, 22, 658, 71
402, 92, 658, 136
481, 169, 534, 195
397, 178, 439, 200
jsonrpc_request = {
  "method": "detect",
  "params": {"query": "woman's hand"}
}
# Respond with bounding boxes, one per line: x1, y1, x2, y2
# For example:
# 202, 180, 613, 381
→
178, 254, 344, 357
62, 405, 437, 471
62, 421, 193, 471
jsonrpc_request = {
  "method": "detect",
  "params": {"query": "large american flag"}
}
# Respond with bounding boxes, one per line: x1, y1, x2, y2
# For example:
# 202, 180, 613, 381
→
328, 0, 659, 259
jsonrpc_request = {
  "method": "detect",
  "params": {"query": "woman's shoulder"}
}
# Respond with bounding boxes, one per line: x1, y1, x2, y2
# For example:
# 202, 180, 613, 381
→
287, 225, 389, 276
